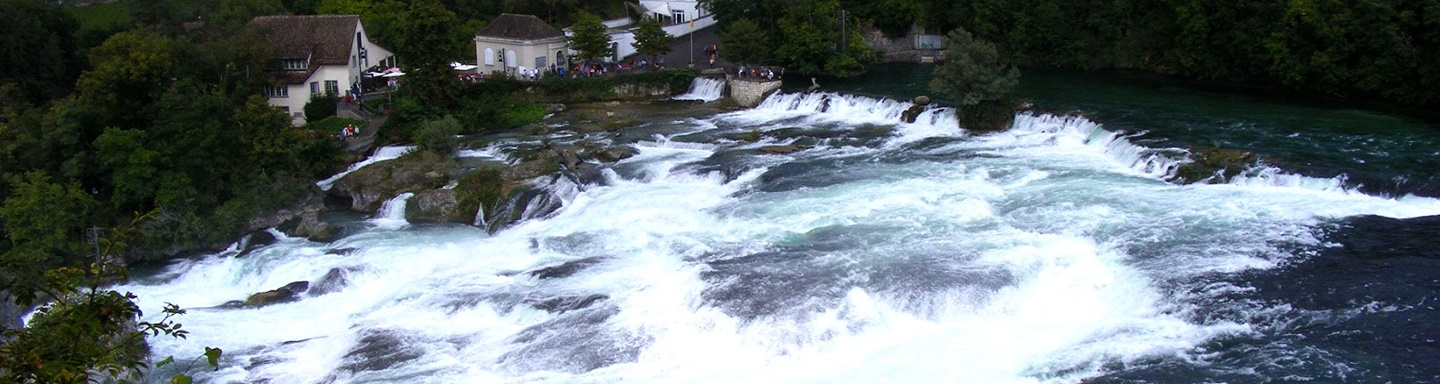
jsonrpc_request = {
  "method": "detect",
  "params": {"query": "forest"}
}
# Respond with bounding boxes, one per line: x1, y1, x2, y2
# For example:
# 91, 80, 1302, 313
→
711, 0, 1440, 110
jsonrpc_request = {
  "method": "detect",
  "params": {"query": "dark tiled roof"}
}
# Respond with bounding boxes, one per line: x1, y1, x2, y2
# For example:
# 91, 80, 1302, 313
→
249, 15, 360, 83
476, 14, 565, 40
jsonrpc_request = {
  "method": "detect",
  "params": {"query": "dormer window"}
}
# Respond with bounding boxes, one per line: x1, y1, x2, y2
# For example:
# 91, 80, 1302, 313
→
283, 59, 307, 70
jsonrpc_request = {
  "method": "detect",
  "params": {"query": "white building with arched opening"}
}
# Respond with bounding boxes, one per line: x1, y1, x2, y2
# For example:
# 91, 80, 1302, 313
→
474, 14, 568, 79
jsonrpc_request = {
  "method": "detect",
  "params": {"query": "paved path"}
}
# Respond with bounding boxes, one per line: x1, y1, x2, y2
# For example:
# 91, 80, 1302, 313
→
338, 103, 384, 154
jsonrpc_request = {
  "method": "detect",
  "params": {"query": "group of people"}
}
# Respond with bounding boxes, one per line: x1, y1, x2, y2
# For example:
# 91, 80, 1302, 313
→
735, 64, 783, 81
338, 124, 360, 140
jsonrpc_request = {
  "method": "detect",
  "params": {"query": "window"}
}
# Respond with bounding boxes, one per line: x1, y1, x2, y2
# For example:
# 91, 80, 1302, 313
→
310, 82, 319, 95
325, 80, 339, 95
265, 85, 288, 98
283, 59, 307, 70
280, 106, 290, 114
484, 48, 494, 65
505, 50, 517, 68
672, 10, 686, 24
295, 111, 304, 118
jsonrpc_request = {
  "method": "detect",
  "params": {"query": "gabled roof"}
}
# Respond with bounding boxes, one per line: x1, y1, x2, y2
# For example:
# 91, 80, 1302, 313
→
249, 15, 359, 66
476, 14, 565, 41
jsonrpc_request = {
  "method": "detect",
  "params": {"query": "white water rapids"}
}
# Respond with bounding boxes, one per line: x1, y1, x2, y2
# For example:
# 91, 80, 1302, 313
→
122, 92, 1440, 383
672, 77, 727, 102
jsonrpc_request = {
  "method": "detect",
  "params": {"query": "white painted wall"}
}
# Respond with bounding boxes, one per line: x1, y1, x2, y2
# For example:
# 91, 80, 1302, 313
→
266, 19, 395, 125
474, 37, 568, 78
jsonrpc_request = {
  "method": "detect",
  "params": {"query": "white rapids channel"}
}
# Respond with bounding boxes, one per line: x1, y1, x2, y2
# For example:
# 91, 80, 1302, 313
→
121, 92, 1440, 383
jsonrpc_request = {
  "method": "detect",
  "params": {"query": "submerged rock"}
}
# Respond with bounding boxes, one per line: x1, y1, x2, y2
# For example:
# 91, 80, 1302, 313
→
590, 146, 639, 163
286, 212, 340, 242
758, 144, 812, 154
1174, 147, 1260, 184
901, 95, 932, 123
243, 281, 311, 307
309, 267, 354, 296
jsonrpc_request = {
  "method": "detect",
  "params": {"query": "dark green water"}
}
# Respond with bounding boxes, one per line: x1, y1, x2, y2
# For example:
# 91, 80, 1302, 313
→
797, 63, 1440, 197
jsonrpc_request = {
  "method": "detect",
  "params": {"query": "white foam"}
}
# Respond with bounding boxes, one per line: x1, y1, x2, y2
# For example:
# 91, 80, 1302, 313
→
672, 77, 726, 102
121, 95, 1440, 383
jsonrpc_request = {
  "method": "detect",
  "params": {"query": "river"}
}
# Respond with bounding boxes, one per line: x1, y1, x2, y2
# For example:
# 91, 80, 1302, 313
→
122, 66, 1440, 383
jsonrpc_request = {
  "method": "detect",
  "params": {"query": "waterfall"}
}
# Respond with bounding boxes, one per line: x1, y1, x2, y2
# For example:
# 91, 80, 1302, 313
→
317, 146, 416, 191
368, 192, 414, 229
673, 77, 726, 102
120, 85, 1440, 384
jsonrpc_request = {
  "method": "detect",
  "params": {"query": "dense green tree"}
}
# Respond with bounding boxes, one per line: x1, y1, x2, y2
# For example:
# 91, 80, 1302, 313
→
773, 0, 875, 77
568, 10, 613, 62
75, 30, 174, 130
0, 0, 83, 107
632, 16, 674, 66
719, 18, 770, 64
396, 0, 463, 108
930, 27, 1019, 132
0, 173, 94, 276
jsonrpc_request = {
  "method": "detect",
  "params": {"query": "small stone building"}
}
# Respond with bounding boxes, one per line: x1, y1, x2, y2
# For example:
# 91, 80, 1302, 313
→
474, 14, 568, 78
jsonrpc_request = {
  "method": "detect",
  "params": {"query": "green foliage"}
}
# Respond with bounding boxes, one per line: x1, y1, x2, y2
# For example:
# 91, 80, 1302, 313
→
567, 10, 613, 62
76, 30, 174, 129
768, 0, 876, 77
929, 27, 1019, 107
413, 115, 462, 154
306, 116, 365, 137
1, 208, 220, 383
718, 18, 770, 64
455, 167, 508, 226
397, 0, 462, 108
632, 16, 674, 63
856, 0, 920, 39
304, 93, 340, 123
316, 0, 407, 49
1, 0, 84, 106
0, 173, 94, 278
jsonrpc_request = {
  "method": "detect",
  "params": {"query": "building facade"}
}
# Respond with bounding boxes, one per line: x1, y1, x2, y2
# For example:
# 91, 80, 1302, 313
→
250, 15, 395, 125
475, 14, 569, 78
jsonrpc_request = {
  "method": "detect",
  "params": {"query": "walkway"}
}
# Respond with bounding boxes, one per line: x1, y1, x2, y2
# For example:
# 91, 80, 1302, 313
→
337, 102, 385, 154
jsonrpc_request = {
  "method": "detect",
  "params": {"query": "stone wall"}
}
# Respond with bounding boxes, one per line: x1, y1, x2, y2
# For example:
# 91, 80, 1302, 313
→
864, 26, 945, 63
728, 77, 782, 107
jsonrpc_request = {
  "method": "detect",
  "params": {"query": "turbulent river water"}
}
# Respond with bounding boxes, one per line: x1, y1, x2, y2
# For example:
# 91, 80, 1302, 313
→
123, 69, 1440, 383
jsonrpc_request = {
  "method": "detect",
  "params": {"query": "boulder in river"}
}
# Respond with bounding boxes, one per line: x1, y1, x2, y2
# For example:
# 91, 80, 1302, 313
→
243, 281, 311, 308
1174, 146, 1260, 184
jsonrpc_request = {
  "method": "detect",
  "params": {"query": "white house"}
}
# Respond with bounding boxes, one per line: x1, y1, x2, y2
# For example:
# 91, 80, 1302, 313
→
249, 15, 395, 125
636, 0, 710, 25
604, 1, 717, 62
475, 14, 569, 78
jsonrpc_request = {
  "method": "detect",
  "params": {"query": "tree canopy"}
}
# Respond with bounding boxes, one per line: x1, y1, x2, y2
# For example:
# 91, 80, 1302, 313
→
568, 10, 613, 62
632, 16, 674, 64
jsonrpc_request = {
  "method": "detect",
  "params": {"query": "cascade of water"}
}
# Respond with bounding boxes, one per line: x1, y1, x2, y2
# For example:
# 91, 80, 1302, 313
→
317, 146, 415, 190
368, 192, 414, 229
672, 77, 726, 102
119, 89, 1440, 384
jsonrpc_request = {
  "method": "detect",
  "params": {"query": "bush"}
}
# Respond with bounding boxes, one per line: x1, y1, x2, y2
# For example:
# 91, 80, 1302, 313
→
303, 94, 340, 123
458, 96, 546, 132
413, 115, 462, 155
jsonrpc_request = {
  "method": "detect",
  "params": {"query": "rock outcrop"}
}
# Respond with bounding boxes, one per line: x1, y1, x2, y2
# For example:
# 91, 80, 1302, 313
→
243, 281, 310, 308
901, 95, 932, 123
328, 151, 459, 213
409, 189, 465, 223
1174, 147, 1260, 184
